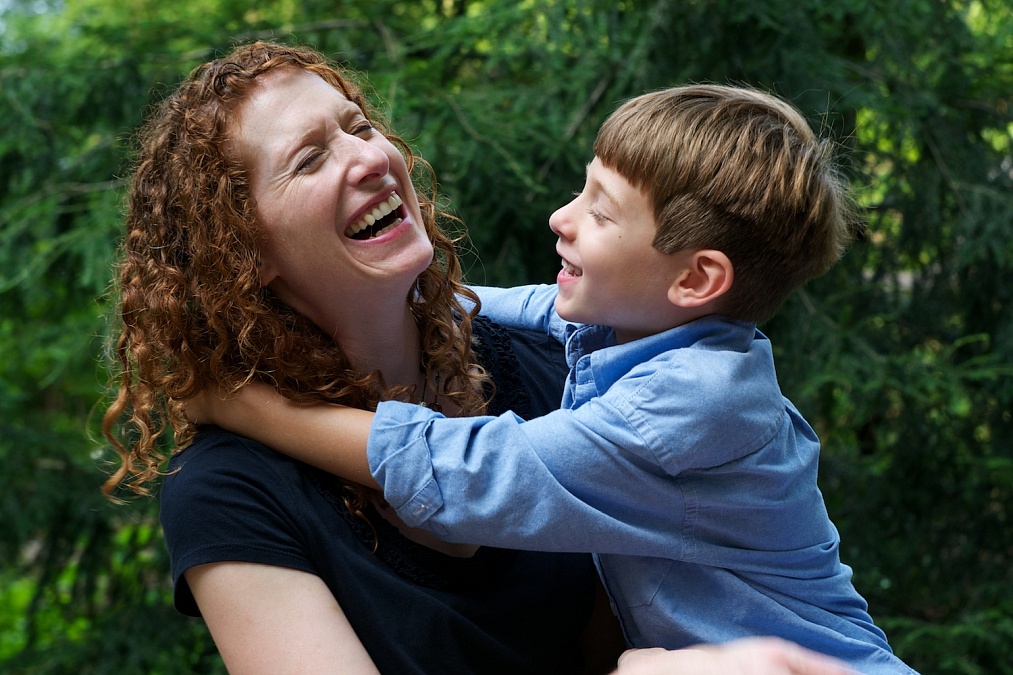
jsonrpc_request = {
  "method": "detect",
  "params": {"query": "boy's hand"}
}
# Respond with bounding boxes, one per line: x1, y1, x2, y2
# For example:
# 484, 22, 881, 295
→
614, 638, 857, 675
182, 387, 216, 426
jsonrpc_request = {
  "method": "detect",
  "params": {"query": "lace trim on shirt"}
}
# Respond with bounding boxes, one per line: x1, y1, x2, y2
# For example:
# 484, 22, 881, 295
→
473, 314, 532, 419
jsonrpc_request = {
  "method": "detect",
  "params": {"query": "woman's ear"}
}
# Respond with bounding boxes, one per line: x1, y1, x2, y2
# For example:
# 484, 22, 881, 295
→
667, 249, 733, 308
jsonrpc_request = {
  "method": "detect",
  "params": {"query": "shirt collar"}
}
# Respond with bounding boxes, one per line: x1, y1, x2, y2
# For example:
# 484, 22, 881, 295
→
565, 315, 761, 388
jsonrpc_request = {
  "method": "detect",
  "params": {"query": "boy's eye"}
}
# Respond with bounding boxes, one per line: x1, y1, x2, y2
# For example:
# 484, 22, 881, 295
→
587, 208, 608, 223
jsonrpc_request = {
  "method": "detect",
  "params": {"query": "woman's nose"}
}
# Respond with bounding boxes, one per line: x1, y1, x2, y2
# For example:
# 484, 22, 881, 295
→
346, 135, 390, 186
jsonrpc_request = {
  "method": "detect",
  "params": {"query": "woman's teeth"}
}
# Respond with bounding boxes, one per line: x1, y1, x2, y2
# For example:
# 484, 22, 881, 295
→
346, 192, 404, 239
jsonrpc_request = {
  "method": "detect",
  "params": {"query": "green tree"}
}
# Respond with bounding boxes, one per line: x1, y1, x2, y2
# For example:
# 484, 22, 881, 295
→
1, 0, 1010, 672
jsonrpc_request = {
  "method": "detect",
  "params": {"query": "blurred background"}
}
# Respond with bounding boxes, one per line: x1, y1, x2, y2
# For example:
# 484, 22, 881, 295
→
1, 0, 1010, 672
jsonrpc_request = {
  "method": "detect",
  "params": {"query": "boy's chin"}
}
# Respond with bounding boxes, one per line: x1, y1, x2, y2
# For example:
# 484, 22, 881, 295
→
553, 298, 594, 326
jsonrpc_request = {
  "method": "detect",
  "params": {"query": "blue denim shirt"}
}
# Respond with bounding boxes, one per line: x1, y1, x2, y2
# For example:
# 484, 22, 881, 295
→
369, 284, 916, 673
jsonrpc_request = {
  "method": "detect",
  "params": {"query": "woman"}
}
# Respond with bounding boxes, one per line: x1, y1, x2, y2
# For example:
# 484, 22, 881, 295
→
102, 41, 854, 675
103, 40, 607, 674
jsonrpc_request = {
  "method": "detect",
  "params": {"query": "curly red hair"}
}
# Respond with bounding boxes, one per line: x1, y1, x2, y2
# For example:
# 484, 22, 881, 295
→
102, 41, 488, 500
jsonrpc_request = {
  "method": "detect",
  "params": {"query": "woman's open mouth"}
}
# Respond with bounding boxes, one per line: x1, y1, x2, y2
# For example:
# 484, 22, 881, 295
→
345, 192, 404, 240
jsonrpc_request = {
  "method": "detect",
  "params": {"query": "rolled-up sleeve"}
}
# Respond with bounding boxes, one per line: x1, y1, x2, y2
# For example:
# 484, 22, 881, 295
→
367, 402, 449, 531
368, 390, 690, 556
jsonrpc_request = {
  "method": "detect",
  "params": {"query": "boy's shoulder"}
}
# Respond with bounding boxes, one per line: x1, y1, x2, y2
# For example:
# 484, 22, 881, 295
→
619, 334, 780, 405
588, 319, 788, 465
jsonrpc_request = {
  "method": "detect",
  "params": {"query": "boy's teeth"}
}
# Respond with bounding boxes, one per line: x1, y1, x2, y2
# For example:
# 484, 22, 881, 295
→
563, 260, 582, 277
346, 192, 403, 237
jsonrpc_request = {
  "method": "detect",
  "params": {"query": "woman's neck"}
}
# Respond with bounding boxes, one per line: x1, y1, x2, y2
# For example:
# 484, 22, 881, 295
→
331, 301, 424, 389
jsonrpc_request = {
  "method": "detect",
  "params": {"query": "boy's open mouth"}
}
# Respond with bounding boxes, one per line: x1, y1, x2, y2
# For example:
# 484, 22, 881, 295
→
346, 192, 404, 240
562, 260, 583, 277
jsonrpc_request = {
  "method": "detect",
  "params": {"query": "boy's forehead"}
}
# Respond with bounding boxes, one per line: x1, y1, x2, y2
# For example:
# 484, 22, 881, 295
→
586, 157, 635, 211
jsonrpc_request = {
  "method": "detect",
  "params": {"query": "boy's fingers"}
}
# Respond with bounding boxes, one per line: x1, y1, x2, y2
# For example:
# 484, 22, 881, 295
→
614, 639, 857, 675
180, 388, 217, 425
181, 393, 206, 424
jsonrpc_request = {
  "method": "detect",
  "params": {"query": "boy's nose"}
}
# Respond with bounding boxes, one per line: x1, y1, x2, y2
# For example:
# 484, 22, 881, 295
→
548, 200, 575, 238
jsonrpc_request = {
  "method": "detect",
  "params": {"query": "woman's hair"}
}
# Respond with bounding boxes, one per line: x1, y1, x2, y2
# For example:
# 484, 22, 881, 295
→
102, 41, 488, 502
594, 84, 861, 323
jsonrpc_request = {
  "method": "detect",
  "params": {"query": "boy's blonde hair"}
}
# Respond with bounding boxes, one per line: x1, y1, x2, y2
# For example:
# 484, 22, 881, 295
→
594, 84, 859, 323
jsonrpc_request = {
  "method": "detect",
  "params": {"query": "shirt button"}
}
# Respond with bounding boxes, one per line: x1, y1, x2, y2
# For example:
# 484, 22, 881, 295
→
413, 504, 429, 516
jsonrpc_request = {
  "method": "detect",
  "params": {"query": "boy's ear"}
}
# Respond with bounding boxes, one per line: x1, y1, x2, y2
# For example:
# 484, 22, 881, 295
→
667, 249, 734, 308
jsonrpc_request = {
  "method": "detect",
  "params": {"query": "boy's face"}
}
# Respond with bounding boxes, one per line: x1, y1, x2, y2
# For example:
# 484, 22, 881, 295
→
550, 157, 692, 343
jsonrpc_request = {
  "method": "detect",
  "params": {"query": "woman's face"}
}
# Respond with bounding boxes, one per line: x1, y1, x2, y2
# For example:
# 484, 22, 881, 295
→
232, 67, 433, 334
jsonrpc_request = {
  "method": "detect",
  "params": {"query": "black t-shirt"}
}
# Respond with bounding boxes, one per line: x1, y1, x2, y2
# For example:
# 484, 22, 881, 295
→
160, 318, 595, 674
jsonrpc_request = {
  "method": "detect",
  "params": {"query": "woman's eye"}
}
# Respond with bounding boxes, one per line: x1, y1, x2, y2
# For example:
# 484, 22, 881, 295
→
296, 151, 323, 173
351, 121, 375, 136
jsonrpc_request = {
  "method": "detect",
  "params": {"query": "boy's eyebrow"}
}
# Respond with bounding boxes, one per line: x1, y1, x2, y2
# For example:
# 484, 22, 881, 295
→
585, 163, 623, 211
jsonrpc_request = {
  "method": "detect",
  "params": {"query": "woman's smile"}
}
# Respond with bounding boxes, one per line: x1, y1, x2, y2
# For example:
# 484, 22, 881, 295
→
234, 67, 434, 331
345, 191, 405, 239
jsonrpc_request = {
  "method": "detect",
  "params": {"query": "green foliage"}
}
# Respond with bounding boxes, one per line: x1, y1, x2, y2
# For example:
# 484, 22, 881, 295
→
1, 0, 1010, 671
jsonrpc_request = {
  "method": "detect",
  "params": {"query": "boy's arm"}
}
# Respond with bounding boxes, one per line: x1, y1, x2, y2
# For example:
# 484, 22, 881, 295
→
190, 383, 377, 489
195, 356, 767, 558
193, 381, 676, 555
469, 284, 572, 343
370, 390, 685, 556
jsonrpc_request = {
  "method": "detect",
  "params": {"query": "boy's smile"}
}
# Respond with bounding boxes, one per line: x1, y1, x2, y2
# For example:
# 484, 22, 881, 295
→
549, 157, 690, 344
560, 259, 582, 277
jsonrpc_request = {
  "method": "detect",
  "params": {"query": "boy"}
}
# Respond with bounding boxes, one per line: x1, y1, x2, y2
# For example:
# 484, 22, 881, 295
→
198, 85, 915, 673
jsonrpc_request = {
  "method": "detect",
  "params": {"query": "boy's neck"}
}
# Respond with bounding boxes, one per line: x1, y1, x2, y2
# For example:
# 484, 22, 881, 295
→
612, 307, 717, 345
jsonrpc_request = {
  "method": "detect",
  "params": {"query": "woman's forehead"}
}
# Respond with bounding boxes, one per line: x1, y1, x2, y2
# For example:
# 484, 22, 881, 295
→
231, 68, 358, 168
243, 67, 355, 117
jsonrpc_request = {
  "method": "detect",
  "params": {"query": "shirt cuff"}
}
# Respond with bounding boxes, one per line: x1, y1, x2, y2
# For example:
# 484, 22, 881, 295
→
368, 400, 448, 531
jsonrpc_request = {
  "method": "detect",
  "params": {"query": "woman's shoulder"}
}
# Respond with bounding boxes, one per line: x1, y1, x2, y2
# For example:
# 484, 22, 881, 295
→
160, 426, 309, 518
159, 427, 328, 615
166, 426, 296, 481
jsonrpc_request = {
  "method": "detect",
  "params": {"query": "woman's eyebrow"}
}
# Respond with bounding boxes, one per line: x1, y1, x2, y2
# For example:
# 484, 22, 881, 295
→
338, 104, 370, 129
257, 122, 326, 178
268, 107, 361, 176
276, 128, 318, 168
